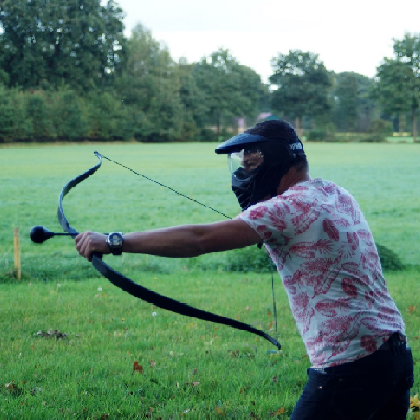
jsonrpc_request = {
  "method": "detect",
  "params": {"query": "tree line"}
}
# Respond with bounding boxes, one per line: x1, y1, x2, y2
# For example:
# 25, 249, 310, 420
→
0, 0, 419, 143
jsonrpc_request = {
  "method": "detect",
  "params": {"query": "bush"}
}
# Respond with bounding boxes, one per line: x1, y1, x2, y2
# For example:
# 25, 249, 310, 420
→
362, 119, 393, 143
376, 243, 405, 271
176, 119, 200, 142
225, 245, 275, 273
0, 86, 15, 140
334, 133, 363, 142
51, 89, 88, 140
26, 93, 54, 140
87, 92, 134, 141
223, 242, 405, 273
306, 124, 336, 142
196, 128, 217, 142
10, 90, 32, 140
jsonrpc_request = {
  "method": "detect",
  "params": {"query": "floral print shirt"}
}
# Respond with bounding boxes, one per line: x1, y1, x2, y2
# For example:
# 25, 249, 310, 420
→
238, 178, 405, 368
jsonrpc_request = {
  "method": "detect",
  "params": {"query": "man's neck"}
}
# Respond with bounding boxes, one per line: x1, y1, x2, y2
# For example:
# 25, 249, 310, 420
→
277, 167, 311, 195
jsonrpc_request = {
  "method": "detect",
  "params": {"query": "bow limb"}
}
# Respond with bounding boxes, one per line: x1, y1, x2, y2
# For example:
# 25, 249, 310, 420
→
91, 254, 281, 349
57, 151, 103, 236
57, 151, 281, 350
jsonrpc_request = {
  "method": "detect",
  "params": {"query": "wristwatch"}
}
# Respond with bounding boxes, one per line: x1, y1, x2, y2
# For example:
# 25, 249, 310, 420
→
106, 232, 124, 255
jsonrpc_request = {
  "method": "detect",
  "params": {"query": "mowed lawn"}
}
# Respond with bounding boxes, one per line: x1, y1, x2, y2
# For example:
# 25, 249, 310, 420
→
0, 142, 419, 419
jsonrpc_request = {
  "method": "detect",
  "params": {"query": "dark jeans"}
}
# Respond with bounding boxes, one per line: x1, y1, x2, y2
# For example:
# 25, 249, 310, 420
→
290, 333, 414, 420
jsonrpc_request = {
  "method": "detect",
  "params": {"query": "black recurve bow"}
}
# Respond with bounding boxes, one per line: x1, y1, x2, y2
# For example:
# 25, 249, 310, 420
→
57, 151, 281, 350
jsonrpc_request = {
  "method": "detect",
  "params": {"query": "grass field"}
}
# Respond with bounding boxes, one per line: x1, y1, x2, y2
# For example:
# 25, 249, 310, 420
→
0, 142, 419, 419
387, 136, 416, 143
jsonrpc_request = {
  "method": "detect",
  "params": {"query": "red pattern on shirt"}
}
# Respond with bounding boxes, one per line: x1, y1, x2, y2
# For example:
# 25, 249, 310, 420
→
238, 179, 405, 368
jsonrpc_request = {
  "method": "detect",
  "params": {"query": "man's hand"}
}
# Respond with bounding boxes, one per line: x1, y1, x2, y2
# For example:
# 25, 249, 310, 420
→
75, 231, 109, 262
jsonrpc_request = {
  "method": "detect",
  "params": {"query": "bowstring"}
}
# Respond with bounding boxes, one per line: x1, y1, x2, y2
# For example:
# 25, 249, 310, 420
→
100, 153, 232, 220
271, 263, 278, 338
98, 151, 280, 347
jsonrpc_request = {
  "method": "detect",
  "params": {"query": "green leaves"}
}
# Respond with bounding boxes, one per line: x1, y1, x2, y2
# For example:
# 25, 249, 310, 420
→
332, 72, 375, 132
193, 48, 267, 140
0, 0, 125, 92
373, 33, 420, 141
225, 246, 275, 273
270, 50, 332, 121
376, 243, 405, 271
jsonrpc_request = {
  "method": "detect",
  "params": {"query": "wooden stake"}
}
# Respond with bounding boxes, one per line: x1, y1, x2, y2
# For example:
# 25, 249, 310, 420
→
13, 227, 21, 280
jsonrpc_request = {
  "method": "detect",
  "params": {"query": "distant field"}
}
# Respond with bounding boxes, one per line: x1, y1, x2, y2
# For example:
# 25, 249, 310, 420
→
0, 142, 419, 418
387, 135, 415, 143
302, 134, 416, 143
1, 141, 419, 266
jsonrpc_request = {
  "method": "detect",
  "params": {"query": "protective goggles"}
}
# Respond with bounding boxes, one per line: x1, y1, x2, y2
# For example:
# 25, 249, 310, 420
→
228, 147, 265, 175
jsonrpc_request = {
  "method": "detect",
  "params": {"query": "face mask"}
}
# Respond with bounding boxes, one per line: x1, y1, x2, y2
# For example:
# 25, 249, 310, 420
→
229, 142, 299, 210
229, 148, 264, 210
231, 168, 259, 210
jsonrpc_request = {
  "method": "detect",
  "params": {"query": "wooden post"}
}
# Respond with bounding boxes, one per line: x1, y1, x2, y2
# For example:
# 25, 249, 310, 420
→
13, 227, 21, 280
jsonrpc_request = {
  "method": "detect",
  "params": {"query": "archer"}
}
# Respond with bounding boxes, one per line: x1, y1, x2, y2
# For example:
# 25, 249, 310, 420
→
75, 119, 414, 420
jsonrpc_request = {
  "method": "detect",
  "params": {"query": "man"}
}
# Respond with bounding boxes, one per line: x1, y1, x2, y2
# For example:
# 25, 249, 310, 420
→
75, 119, 414, 419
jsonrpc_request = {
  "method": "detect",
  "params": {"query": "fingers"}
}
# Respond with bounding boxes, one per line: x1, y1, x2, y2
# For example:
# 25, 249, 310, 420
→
75, 231, 92, 261
75, 231, 108, 262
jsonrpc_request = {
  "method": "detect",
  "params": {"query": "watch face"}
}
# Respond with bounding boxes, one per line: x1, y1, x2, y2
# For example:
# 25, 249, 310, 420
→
110, 233, 123, 246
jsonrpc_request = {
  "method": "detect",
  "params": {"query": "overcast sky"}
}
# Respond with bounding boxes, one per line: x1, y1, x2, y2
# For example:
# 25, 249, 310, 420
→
110, 0, 420, 83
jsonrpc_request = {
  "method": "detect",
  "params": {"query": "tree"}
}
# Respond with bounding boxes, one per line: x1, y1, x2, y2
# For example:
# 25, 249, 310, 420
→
178, 59, 208, 141
86, 91, 133, 140
51, 89, 87, 140
0, 85, 15, 140
357, 74, 377, 132
333, 72, 376, 132
374, 33, 420, 141
393, 33, 420, 142
114, 23, 183, 142
269, 50, 332, 136
373, 59, 412, 133
193, 48, 266, 140
235, 63, 271, 125
333, 72, 359, 131
25, 92, 53, 139
0, 0, 126, 92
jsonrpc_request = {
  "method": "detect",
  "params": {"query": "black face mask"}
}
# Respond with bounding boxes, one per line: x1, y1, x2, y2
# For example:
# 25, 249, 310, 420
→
231, 167, 259, 210
231, 142, 299, 210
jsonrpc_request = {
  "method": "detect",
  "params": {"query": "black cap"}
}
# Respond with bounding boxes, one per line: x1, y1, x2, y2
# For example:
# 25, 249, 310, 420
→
215, 133, 270, 154
215, 132, 304, 155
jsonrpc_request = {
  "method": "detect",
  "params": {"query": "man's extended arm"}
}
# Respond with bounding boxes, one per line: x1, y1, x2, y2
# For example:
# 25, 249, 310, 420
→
75, 219, 261, 261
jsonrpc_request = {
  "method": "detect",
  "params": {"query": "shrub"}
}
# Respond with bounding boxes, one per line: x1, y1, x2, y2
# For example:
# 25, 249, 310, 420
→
0, 86, 15, 140
196, 128, 217, 142
87, 92, 134, 141
51, 89, 88, 140
362, 119, 393, 143
26, 93, 54, 140
224, 243, 404, 272
334, 133, 363, 142
225, 245, 275, 273
10, 90, 32, 140
376, 243, 405, 271
306, 124, 336, 142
